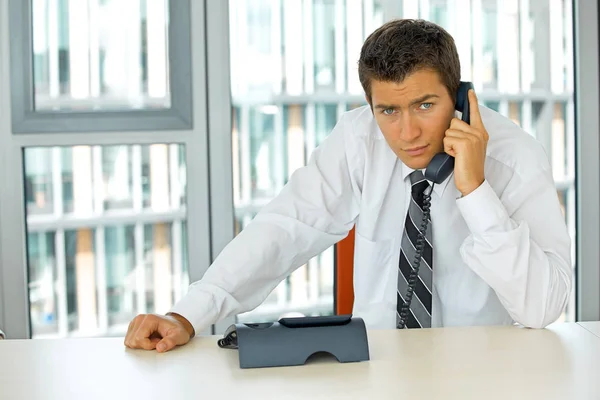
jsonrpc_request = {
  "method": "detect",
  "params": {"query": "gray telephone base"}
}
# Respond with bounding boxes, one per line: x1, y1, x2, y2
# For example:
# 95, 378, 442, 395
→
217, 314, 370, 369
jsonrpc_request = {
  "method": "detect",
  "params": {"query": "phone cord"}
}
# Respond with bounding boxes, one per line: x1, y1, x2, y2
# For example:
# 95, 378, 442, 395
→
397, 184, 434, 329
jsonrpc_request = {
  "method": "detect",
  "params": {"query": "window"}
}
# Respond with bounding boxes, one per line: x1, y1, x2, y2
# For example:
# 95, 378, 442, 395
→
24, 144, 189, 338
0, 0, 211, 340
2, 0, 591, 340
9, 0, 192, 132
32, 0, 171, 111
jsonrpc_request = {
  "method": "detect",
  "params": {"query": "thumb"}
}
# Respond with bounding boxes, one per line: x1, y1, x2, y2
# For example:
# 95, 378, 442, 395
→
156, 329, 189, 353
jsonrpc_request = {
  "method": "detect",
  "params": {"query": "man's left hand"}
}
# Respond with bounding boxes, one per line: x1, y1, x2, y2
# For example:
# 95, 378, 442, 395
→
443, 89, 488, 196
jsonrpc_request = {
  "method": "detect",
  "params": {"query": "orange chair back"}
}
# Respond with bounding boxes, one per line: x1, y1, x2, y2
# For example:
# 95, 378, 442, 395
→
335, 227, 355, 315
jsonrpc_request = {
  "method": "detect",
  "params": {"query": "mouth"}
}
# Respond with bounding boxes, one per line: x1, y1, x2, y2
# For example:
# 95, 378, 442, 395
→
403, 144, 429, 157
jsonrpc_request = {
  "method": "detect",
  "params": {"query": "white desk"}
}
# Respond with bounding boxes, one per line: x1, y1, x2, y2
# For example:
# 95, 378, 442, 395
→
578, 321, 600, 338
1, 322, 599, 399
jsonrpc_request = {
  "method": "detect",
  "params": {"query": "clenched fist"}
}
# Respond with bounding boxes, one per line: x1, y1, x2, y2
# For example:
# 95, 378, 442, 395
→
124, 313, 195, 353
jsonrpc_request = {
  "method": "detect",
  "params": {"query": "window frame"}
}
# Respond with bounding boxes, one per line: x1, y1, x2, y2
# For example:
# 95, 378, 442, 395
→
8, 0, 193, 133
205, 0, 235, 335
573, 0, 600, 321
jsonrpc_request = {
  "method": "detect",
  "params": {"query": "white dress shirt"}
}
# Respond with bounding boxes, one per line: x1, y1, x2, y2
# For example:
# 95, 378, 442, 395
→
171, 104, 572, 332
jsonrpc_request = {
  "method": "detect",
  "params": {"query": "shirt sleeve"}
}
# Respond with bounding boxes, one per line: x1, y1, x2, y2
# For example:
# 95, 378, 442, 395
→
456, 167, 572, 328
170, 116, 364, 334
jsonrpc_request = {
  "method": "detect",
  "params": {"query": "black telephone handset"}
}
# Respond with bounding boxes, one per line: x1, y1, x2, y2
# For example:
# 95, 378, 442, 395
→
424, 81, 474, 184
397, 81, 474, 329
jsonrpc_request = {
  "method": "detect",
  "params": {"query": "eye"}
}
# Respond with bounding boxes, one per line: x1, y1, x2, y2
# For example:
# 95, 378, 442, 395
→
382, 108, 395, 115
419, 103, 433, 110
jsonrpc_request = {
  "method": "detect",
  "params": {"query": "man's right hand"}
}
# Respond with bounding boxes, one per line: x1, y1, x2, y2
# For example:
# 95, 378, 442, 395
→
124, 313, 195, 353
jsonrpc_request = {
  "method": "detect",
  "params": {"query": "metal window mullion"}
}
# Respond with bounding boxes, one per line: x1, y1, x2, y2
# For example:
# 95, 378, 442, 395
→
51, 147, 68, 336
305, 104, 316, 163
95, 226, 108, 332
471, 0, 484, 91
171, 220, 183, 302
303, 0, 314, 94
169, 144, 180, 209
134, 222, 146, 314
92, 146, 103, 214
47, 0, 59, 98
574, 0, 600, 321
132, 145, 142, 211
54, 229, 68, 337
334, 0, 346, 93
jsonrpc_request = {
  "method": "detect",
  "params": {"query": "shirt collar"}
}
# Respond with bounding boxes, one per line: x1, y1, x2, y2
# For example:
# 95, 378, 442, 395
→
400, 162, 453, 197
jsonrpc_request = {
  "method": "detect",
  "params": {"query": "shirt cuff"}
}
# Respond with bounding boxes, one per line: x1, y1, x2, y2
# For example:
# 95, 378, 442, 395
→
169, 286, 219, 336
456, 180, 512, 234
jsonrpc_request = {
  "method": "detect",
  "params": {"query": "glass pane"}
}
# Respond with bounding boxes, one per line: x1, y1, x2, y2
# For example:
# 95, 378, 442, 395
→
24, 144, 188, 338
24, 148, 54, 215
481, 0, 499, 90
315, 104, 337, 148
313, 0, 336, 91
508, 101, 522, 127
140, 144, 184, 210
228, 0, 576, 324
28, 231, 58, 335
61, 148, 75, 213
104, 225, 135, 327
32, 0, 171, 111
428, 2, 448, 26
102, 146, 134, 210
248, 106, 282, 200
484, 101, 500, 112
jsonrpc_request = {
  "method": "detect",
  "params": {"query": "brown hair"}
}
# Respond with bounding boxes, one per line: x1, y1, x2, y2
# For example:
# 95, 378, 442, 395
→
358, 19, 461, 103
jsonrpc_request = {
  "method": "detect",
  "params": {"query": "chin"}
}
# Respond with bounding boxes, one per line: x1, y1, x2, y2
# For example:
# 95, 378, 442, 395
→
398, 154, 434, 170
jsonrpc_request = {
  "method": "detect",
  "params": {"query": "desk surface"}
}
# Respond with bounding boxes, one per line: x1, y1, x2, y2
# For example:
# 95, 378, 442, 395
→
1, 322, 599, 400
579, 321, 600, 338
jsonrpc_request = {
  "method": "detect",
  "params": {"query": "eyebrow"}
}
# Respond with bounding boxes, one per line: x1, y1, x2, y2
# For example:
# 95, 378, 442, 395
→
374, 94, 440, 110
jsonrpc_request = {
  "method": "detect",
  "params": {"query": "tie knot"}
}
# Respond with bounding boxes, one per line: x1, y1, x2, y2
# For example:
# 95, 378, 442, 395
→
409, 170, 425, 184
409, 170, 429, 195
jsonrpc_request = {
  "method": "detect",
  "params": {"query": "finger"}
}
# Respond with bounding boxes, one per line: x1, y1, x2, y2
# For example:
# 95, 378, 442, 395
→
444, 143, 456, 157
150, 337, 162, 345
443, 134, 474, 148
449, 117, 471, 131
149, 331, 162, 346
125, 315, 143, 348
444, 128, 477, 140
468, 89, 485, 130
124, 321, 133, 348
156, 321, 192, 353
137, 337, 159, 350
449, 118, 482, 139
131, 315, 160, 350
443, 136, 468, 156
443, 136, 455, 156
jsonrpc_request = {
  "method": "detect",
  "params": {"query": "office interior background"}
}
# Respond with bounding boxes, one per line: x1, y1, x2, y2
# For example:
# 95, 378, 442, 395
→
0, 0, 598, 339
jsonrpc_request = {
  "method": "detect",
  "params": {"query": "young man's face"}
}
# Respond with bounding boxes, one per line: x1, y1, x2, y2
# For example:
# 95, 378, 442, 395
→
369, 69, 456, 170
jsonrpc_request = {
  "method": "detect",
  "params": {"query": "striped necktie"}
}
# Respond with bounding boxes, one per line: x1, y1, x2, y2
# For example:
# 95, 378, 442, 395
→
397, 170, 433, 329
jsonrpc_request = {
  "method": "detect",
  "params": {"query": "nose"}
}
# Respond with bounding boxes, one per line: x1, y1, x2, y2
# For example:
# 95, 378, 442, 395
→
399, 114, 421, 142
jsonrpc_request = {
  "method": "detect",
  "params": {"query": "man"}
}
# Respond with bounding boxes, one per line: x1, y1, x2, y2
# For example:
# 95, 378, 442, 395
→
125, 19, 571, 353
